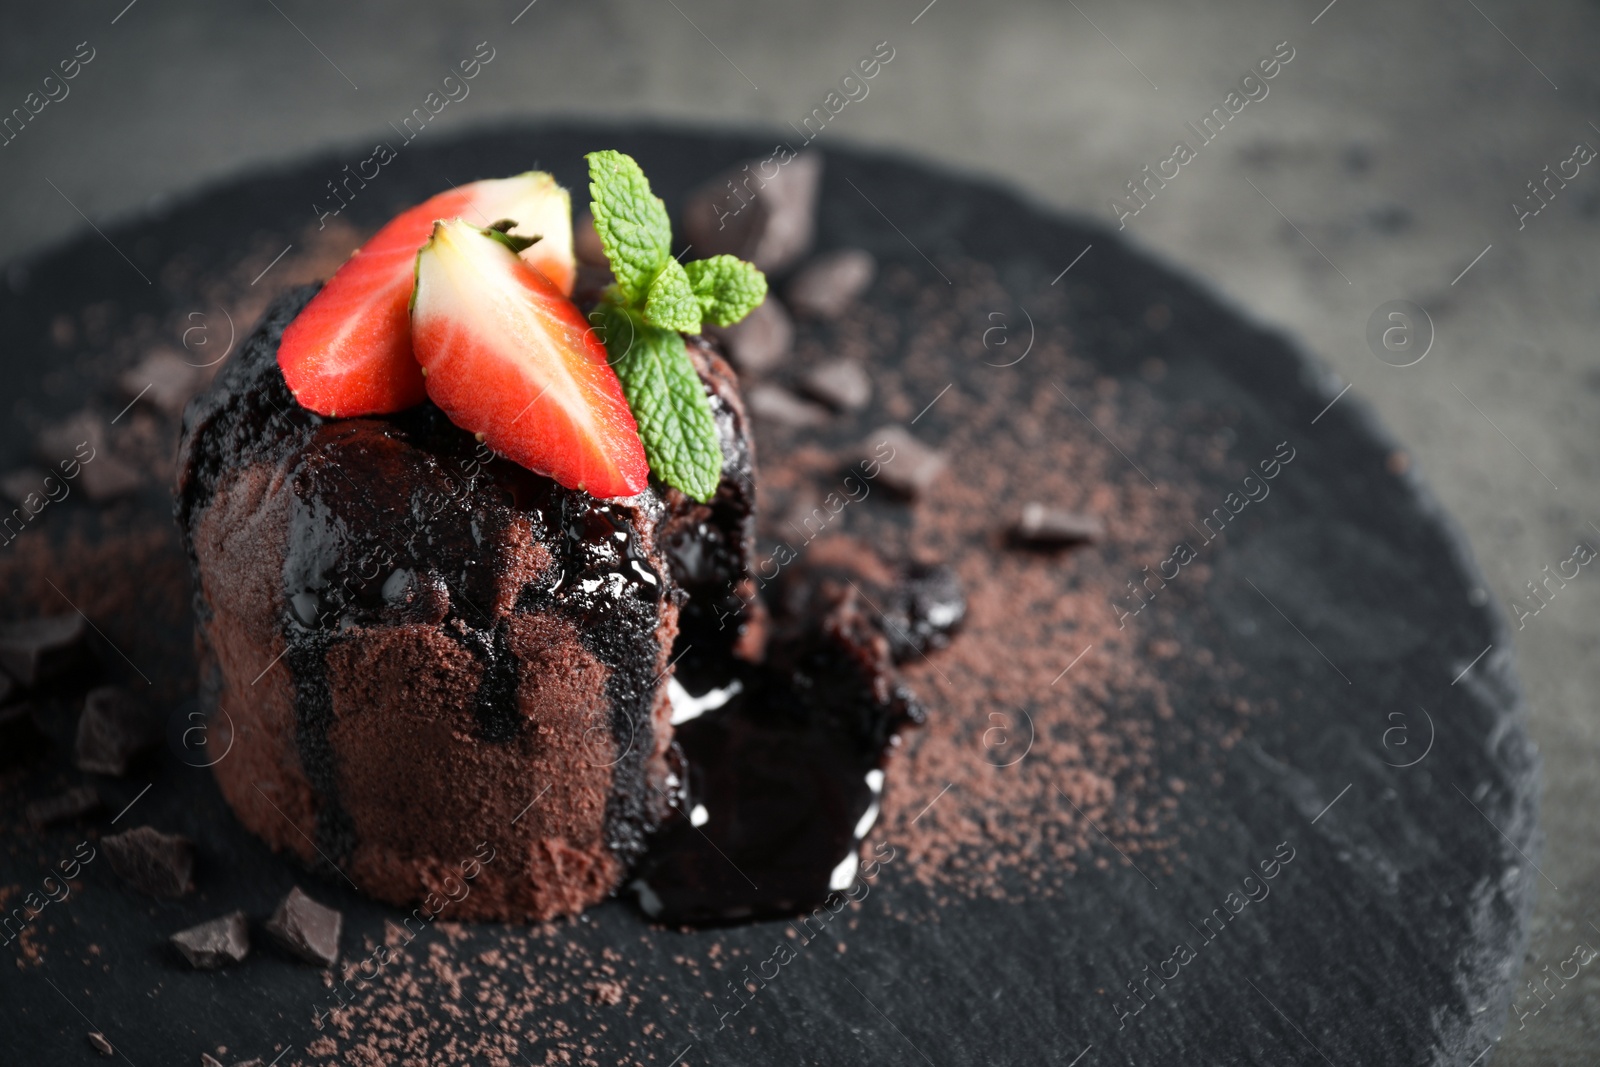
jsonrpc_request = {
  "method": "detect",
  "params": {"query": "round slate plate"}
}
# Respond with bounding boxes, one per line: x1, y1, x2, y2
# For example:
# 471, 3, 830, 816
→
0, 125, 1537, 1066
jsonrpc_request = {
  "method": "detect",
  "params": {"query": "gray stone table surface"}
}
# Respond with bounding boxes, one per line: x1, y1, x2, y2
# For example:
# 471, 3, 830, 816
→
0, 1, 1594, 1062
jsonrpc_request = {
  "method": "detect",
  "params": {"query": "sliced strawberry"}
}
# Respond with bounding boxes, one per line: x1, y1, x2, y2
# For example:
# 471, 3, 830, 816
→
279, 173, 576, 417
411, 219, 648, 499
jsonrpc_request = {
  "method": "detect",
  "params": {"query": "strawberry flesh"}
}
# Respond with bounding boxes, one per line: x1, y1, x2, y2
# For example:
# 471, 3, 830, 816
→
411, 219, 648, 499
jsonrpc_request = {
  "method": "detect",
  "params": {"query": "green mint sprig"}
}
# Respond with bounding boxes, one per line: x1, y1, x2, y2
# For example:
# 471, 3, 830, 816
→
585, 150, 767, 502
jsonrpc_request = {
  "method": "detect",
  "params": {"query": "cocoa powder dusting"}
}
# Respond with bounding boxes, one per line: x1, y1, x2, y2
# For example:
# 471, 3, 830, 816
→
2, 228, 1269, 1064
747, 259, 1262, 906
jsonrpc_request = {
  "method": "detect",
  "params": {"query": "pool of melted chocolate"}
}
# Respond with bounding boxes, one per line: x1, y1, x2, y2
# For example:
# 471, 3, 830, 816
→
636, 557, 963, 926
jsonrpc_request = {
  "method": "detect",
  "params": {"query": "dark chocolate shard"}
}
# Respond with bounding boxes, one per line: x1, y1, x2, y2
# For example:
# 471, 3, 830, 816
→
879, 562, 966, 661
170, 911, 250, 969
681, 152, 823, 273
88, 1032, 114, 1057
120, 349, 208, 418
0, 702, 45, 768
26, 785, 102, 828
264, 886, 341, 967
867, 425, 946, 498
747, 384, 829, 428
1011, 502, 1105, 546
771, 538, 965, 664
102, 826, 195, 898
707, 298, 793, 377
0, 613, 88, 686
74, 686, 158, 776
0, 467, 51, 506
35, 411, 103, 467
35, 413, 142, 501
798, 358, 872, 412
785, 249, 876, 319
79, 454, 144, 501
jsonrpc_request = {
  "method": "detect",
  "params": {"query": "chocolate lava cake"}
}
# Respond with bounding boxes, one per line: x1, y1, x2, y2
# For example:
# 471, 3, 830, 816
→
172, 153, 957, 926
174, 286, 757, 921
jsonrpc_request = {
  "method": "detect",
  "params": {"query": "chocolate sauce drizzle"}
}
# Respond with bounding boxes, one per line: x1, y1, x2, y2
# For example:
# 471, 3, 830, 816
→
518, 494, 666, 865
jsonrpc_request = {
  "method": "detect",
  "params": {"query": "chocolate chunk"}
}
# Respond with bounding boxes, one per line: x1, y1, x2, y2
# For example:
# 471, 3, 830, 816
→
771, 541, 964, 663
707, 298, 793, 376
265, 886, 341, 966
0, 702, 46, 768
74, 686, 158, 776
102, 826, 195, 898
782, 494, 837, 539
1011, 502, 1104, 546
798, 358, 872, 412
748, 385, 829, 428
0, 467, 51, 506
785, 249, 876, 319
26, 785, 102, 828
770, 539, 873, 623
881, 562, 966, 661
0, 613, 88, 686
170, 911, 250, 969
88, 1032, 114, 1056
35, 410, 103, 467
681, 152, 823, 273
78, 453, 144, 501
866, 426, 946, 498
119, 348, 207, 418
35, 410, 142, 500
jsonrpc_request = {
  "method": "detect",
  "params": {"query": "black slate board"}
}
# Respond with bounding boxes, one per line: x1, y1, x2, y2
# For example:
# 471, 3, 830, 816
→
0, 124, 1537, 1066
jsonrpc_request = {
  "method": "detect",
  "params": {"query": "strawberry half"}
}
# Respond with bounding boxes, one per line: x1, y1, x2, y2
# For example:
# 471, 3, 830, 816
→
279, 173, 576, 417
411, 219, 648, 499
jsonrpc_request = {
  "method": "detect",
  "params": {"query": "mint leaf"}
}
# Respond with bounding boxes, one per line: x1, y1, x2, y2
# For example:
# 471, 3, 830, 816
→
643, 257, 703, 333
683, 255, 767, 327
586, 150, 672, 305
582, 151, 763, 500
596, 302, 722, 502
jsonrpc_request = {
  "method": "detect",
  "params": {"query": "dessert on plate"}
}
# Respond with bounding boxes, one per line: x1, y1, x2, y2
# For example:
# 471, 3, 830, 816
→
175, 152, 957, 922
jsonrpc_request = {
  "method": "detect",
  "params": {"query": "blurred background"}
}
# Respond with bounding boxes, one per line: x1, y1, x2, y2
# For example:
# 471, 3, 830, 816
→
2, 1, 1594, 1059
